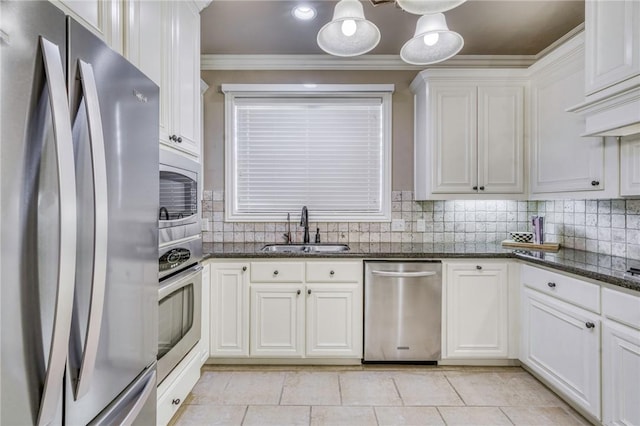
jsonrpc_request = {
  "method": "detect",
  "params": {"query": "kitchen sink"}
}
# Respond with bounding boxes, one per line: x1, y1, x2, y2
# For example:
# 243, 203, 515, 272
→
261, 243, 350, 253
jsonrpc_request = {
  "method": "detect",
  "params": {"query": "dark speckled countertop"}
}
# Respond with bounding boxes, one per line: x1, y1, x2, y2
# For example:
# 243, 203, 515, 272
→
203, 242, 640, 293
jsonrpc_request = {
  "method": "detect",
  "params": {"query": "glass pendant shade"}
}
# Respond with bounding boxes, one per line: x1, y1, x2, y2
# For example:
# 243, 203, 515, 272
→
396, 0, 467, 14
317, 0, 381, 57
400, 13, 463, 65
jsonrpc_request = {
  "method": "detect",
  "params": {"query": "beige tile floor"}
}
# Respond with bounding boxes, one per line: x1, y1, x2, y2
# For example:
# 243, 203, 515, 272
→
170, 366, 592, 426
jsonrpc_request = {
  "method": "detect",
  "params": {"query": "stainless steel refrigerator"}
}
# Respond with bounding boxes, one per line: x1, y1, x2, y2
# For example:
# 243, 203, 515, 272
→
1, 1, 159, 424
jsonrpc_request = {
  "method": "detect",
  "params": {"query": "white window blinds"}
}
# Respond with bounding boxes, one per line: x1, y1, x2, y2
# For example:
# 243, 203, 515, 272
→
225, 89, 391, 222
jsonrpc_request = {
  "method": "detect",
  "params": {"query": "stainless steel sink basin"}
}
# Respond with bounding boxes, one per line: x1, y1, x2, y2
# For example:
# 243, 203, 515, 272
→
261, 243, 350, 253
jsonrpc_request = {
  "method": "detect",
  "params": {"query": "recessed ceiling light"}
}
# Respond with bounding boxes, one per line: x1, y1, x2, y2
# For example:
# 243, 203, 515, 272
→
292, 5, 317, 21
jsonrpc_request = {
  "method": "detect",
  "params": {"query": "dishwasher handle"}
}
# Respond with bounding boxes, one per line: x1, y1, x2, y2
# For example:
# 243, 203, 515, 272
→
371, 270, 437, 278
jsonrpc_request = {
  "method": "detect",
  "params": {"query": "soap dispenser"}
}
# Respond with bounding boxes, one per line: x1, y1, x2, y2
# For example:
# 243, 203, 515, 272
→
315, 227, 321, 243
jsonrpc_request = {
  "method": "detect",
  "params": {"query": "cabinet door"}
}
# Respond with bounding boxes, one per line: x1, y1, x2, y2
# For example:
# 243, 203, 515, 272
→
171, 1, 201, 157
251, 285, 304, 357
603, 320, 640, 426
445, 263, 509, 358
210, 263, 249, 357
430, 85, 478, 193
124, 0, 171, 145
477, 86, 524, 194
306, 284, 362, 358
620, 134, 640, 196
530, 48, 605, 194
585, 0, 640, 95
50, 0, 121, 52
521, 289, 601, 419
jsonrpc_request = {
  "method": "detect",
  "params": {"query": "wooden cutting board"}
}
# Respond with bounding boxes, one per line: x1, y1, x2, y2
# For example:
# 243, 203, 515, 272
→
501, 240, 561, 252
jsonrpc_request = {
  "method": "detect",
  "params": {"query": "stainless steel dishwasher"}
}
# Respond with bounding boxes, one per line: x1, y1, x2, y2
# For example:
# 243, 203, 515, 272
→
364, 261, 442, 362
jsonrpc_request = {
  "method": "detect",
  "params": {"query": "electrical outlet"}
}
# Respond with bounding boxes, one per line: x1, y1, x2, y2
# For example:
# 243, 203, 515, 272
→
391, 219, 405, 232
416, 219, 426, 232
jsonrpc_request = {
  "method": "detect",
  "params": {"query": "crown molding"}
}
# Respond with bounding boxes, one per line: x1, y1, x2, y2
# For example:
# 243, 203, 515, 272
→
201, 54, 538, 71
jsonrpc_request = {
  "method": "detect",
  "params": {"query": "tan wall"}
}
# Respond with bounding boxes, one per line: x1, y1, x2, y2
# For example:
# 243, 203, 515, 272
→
200, 70, 419, 191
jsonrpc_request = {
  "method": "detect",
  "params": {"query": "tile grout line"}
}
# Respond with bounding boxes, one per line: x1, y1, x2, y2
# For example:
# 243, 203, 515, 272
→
390, 377, 405, 407
434, 406, 447, 425
239, 405, 249, 426
307, 406, 312, 426
498, 407, 517, 425
371, 405, 381, 426
278, 372, 286, 405
443, 373, 468, 406
338, 373, 343, 405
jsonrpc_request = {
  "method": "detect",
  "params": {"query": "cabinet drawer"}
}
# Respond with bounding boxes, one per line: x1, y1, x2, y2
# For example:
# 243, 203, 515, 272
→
521, 265, 600, 313
306, 261, 362, 283
157, 349, 201, 426
603, 288, 640, 329
251, 262, 304, 283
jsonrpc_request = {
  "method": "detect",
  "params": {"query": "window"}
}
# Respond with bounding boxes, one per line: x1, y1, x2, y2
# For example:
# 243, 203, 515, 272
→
223, 84, 393, 222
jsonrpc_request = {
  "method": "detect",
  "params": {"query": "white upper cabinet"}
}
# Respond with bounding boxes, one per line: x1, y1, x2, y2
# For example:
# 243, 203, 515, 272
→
529, 34, 608, 196
620, 134, 640, 196
49, 0, 122, 52
585, 0, 640, 95
125, 0, 202, 158
411, 70, 526, 200
568, 0, 640, 136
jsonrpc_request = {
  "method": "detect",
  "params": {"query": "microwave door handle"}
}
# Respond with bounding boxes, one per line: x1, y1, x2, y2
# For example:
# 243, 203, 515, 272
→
73, 60, 109, 400
37, 37, 78, 426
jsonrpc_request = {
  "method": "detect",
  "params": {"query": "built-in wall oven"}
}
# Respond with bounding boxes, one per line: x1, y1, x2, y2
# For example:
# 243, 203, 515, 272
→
158, 264, 202, 383
157, 149, 203, 384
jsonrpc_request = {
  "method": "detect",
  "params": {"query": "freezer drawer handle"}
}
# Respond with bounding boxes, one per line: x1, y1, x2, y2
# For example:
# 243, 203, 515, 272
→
73, 59, 109, 401
37, 37, 78, 426
371, 270, 437, 278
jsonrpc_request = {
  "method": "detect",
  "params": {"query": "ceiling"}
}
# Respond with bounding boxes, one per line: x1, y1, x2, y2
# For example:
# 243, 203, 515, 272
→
200, 0, 585, 56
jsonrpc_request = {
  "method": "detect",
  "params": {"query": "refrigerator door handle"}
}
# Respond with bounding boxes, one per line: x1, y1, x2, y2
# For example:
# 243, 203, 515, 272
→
37, 37, 78, 426
73, 59, 109, 400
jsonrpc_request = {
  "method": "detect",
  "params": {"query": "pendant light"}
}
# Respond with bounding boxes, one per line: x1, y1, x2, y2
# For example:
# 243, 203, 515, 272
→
400, 13, 463, 65
317, 0, 381, 57
395, 0, 467, 14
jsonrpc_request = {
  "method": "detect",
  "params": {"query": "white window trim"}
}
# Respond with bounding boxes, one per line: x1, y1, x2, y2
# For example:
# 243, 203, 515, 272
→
223, 84, 393, 222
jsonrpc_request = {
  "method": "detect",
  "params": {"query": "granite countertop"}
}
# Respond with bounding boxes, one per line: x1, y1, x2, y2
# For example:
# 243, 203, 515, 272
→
202, 242, 640, 293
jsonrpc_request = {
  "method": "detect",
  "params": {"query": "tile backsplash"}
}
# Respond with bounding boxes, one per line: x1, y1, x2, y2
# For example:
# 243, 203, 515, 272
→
201, 191, 640, 260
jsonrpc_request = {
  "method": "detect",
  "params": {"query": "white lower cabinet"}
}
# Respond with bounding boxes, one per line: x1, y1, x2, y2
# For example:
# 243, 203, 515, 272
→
444, 262, 509, 358
250, 285, 305, 357
602, 320, 640, 426
521, 287, 601, 419
209, 263, 250, 357
306, 284, 362, 357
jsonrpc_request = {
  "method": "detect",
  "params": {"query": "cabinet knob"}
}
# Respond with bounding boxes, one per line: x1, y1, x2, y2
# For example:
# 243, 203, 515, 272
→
585, 322, 595, 329
330, 270, 335, 276
472, 186, 478, 190
591, 180, 600, 186
479, 186, 485, 191
273, 270, 279, 275
297, 289, 301, 295
172, 398, 181, 405
547, 282, 556, 288
476, 265, 482, 270
177, 136, 183, 143
242, 266, 247, 272
308, 289, 311, 295
169, 134, 176, 141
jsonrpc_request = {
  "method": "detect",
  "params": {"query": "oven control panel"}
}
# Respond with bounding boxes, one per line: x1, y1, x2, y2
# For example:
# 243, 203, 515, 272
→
159, 248, 191, 273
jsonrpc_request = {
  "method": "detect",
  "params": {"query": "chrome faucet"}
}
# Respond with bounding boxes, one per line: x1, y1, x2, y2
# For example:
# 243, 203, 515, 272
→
300, 206, 310, 244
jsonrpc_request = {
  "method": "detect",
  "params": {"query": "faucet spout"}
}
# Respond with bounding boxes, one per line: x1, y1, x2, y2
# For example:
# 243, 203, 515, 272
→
300, 206, 310, 244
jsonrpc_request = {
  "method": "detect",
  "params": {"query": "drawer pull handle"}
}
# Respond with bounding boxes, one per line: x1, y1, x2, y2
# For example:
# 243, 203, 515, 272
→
585, 322, 595, 329
472, 186, 478, 190
476, 265, 482, 270
479, 186, 485, 191
242, 266, 247, 272
172, 398, 181, 405
547, 282, 556, 288
308, 289, 311, 295
273, 270, 279, 275
297, 289, 301, 295
330, 270, 335, 276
